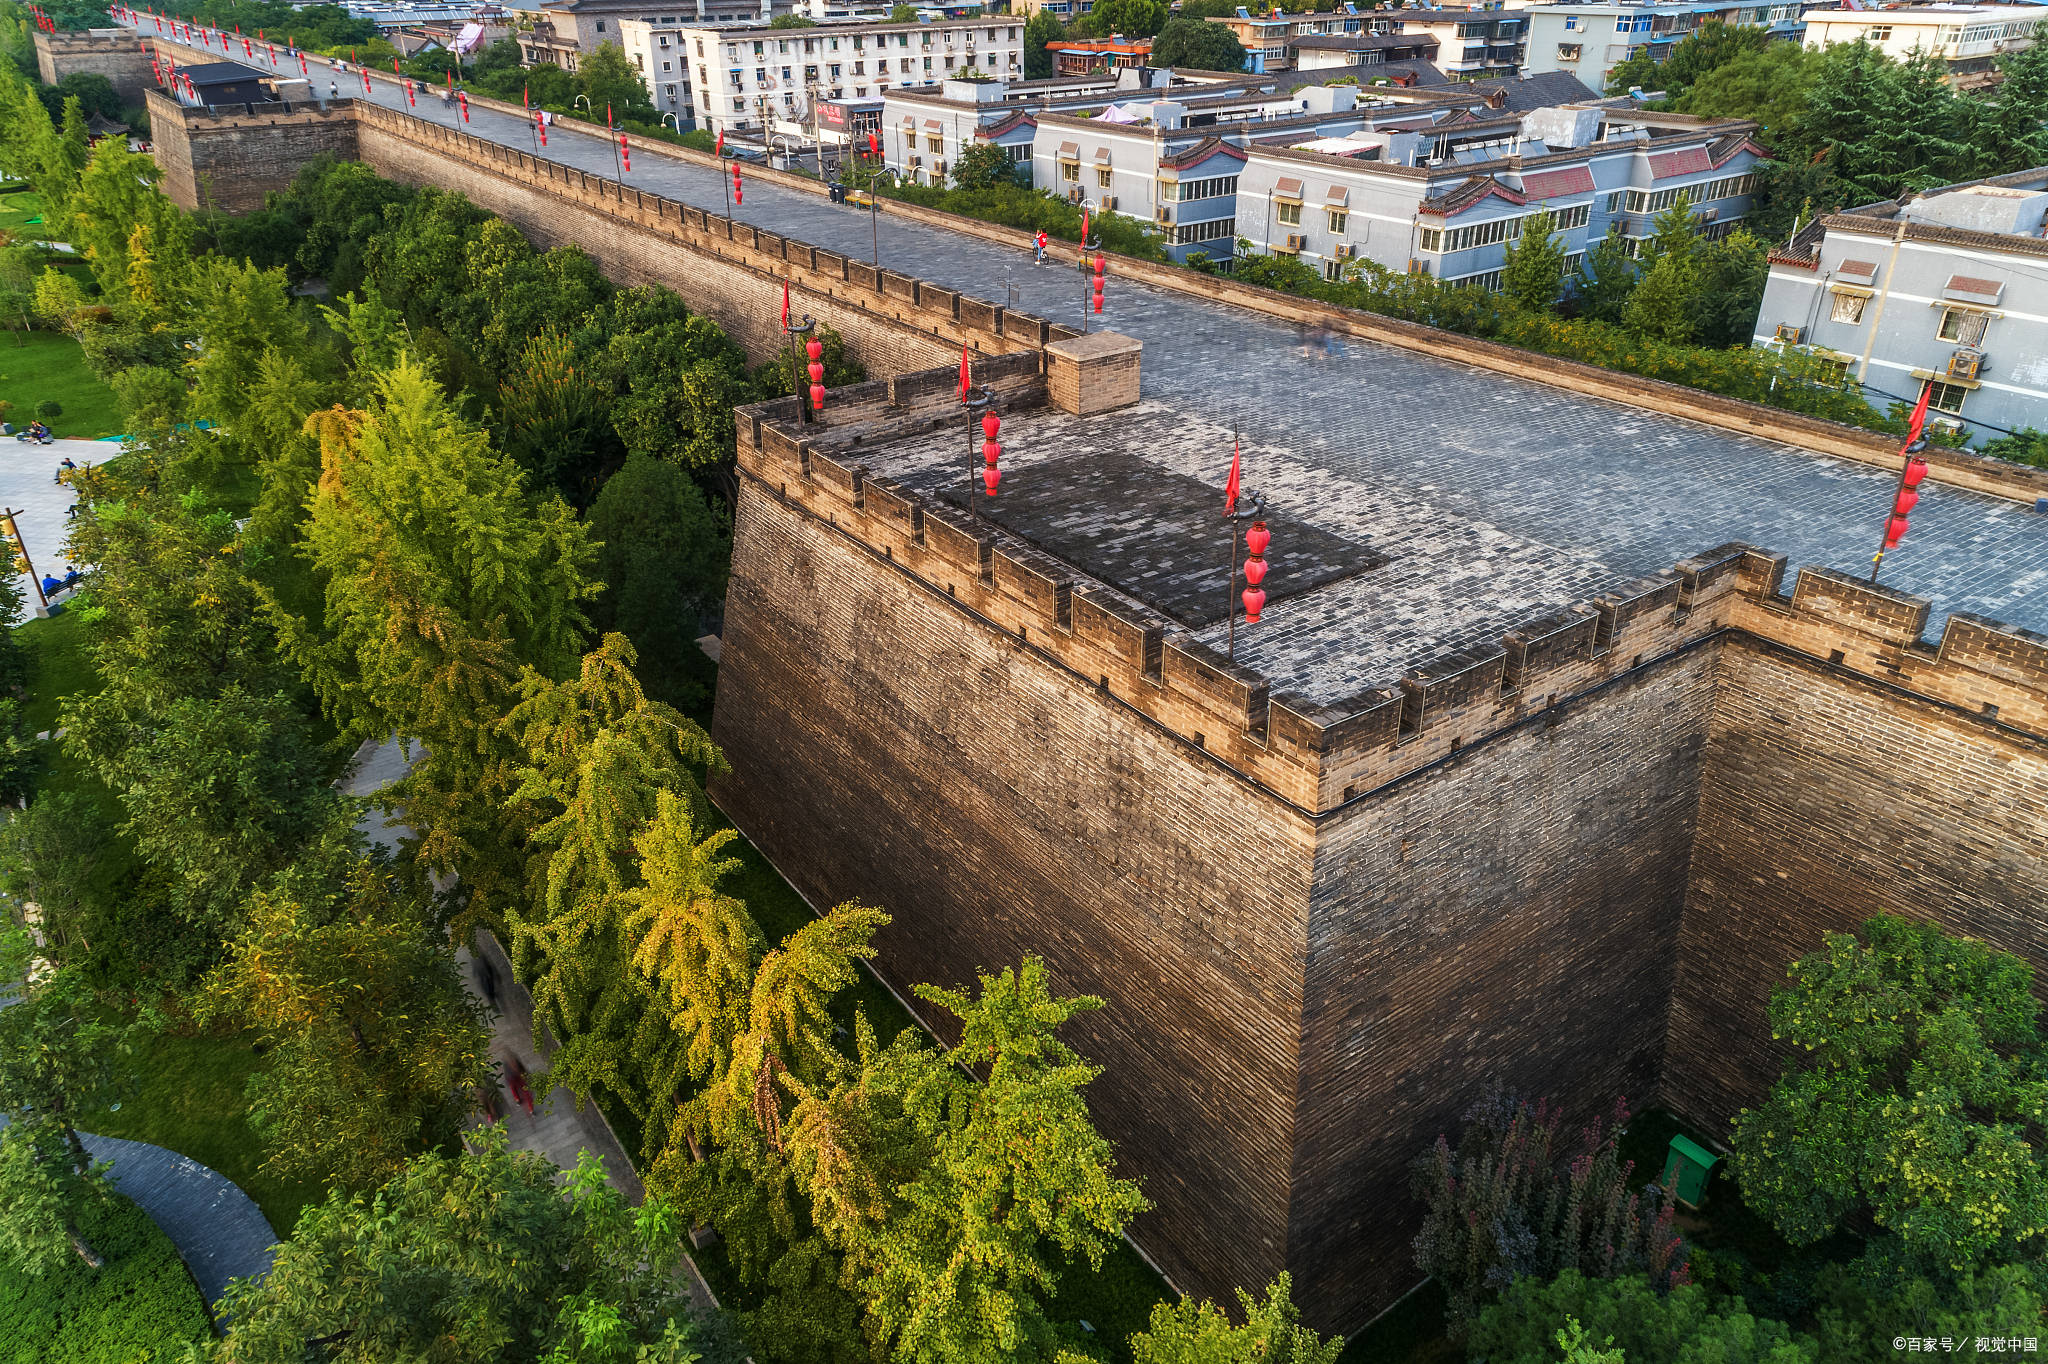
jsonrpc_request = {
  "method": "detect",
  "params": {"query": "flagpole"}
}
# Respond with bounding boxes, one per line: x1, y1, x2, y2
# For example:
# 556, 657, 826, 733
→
1870, 379, 1931, 584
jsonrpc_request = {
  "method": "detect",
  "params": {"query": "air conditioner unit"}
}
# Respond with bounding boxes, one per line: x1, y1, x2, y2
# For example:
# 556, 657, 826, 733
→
1334, 243, 1355, 259
1155, 206, 1173, 223
1067, 187, 1083, 203
1773, 323, 1804, 345
1101, 195, 1117, 210
1947, 347, 1984, 381
1286, 233, 1307, 251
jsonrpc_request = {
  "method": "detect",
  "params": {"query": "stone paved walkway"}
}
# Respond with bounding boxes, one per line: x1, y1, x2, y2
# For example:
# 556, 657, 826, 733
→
123, 24, 2048, 661
77, 1130, 277, 1308
0, 436, 103, 623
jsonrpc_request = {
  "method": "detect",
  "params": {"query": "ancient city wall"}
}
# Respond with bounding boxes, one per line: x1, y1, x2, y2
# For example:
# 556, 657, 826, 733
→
1294, 646, 1718, 1324
146, 90, 360, 215
33, 28, 156, 104
716, 382, 1320, 1308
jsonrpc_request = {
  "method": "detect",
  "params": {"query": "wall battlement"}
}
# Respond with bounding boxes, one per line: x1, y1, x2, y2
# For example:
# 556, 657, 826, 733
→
33, 27, 158, 103
743, 364, 2048, 820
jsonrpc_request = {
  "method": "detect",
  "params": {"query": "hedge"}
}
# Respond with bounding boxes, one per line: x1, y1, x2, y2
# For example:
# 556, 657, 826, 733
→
0, 1192, 214, 1363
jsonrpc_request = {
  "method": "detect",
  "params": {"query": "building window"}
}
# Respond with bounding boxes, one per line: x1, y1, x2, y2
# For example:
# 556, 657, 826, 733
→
927, 134, 942, 152
1062, 161, 1080, 183
1450, 268, 1504, 291
1438, 215, 1522, 253
1927, 380, 1969, 414
1277, 202, 1302, 226
595, 19, 605, 30
1829, 293, 1867, 324
1937, 307, 1989, 344
1866, 24, 1891, 40
1327, 209, 1347, 234
1171, 217, 1235, 245
1323, 258, 1347, 281
1419, 226, 1442, 252
1557, 42, 1582, 59
1551, 203, 1591, 231
661, 60, 671, 71
1096, 167, 1112, 188
1173, 175, 1237, 201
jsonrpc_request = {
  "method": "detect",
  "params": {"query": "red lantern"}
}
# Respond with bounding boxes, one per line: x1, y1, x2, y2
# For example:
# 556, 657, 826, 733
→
981, 411, 1000, 441
1884, 515, 1910, 548
733, 164, 743, 205
1902, 457, 1929, 489
982, 439, 1001, 465
810, 383, 826, 408
983, 466, 1001, 495
1244, 521, 1270, 556
1241, 586, 1266, 623
1893, 488, 1919, 518
536, 112, 547, 146
1243, 555, 1267, 586
458, 91, 469, 122
806, 338, 823, 362
807, 361, 824, 384
620, 133, 631, 172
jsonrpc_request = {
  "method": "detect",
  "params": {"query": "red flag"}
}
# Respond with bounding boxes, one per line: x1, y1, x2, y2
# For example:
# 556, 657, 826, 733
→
958, 343, 971, 402
715, 129, 724, 156
446, 69, 452, 89
781, 282, 790, 330
867, 131, 879, 157
523, 83, 529, 109
1224, 435, 1241, 515
1080, 209, 1089, 245
606, 101, 614, 128
1904, 379, 1932, 449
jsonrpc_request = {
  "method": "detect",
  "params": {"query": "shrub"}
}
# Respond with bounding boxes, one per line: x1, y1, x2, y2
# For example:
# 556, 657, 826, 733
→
0, 1191, 211, 1364
35, 400, 61, 421
1411, 1093, 1688, 1332
1468, 1271, 1819, 1364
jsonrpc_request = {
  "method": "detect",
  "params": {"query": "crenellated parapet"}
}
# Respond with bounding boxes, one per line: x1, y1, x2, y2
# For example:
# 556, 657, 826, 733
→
742, 362, 2048, 819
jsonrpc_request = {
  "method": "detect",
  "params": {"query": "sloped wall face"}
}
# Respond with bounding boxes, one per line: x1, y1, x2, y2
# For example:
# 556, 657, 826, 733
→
1667, 637, 2048, 1134
1297, 648, 1718, 1331
711, 478, 1319, 1312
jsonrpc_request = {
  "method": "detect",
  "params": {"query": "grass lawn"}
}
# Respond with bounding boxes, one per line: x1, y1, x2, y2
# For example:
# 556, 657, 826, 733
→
87, 1017, 328, 1237
0, 332, 124, 439
0, 1190, 213, 1364
0, 186, 53, 242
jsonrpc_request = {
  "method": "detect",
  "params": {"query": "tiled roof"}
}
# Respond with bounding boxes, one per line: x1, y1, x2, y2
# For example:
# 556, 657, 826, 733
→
1706, 133, 1766, 168
1423, 175, 1526, 218
1461, 71, 1598, 113
1290, 32, 1439, 52
1647, 146, 1713, 179
1157, 136, 1245, 171
976, 111, 1036, 139
1838, 259, 1878, 279
1519, 165, 1595, 200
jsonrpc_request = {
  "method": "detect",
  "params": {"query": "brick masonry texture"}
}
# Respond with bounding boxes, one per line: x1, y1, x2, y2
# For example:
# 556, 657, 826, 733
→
722, 378, 2048, 1332
34, 29, 156, 104
1669, 636, 2048, 1135
148, 91, 361, 215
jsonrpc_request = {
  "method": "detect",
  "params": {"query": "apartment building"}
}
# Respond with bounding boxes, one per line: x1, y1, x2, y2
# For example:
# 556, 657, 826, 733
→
1518, 1, 1789, 87
1045, 38, 1152, 75
525, 0, 797, 71
1802, 5, 2045, 88
1390, 7, 1528, 77
1206, 3, 1395, 73
1232, 103, 1763, 286
1754, 169, 2048, 443
1289, 31, 1440, 72
679, 14, 1027, 137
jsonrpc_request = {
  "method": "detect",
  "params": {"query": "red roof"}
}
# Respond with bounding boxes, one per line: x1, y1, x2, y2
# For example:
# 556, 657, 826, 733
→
1647, 147, 1712, 180
1519, 165, 1594, 200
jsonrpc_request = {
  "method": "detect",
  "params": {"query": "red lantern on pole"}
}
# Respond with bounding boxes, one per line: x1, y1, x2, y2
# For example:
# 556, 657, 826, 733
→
732, 163, 743, 205
620, 132, 630, 172
805, 337, 824, 413
980, 409, 1002, 496
1902, 457, 1929, 489
536, 111, 547, 146
1884, 515, 1910, 549
457, 91, 469, 122
1091, 250, 1105, 315
405, 81, 415, 107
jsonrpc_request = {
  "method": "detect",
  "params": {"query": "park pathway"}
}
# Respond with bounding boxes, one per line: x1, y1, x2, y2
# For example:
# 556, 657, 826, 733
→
340, 737, 718, 1314
76, 1131, 277, 1308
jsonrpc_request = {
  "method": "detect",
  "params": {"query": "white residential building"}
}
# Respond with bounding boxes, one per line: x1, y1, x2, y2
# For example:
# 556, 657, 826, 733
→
1518, 1, 1786, 88
677, 15, 1026, 137
1801, 5, 2045, 87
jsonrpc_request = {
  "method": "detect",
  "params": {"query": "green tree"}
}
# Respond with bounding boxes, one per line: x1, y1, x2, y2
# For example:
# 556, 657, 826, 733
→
575, 284, 756, 473
1674, 42, 1817, 141
1809, 1261, 2045, 1363
577, 41, 650, 119
950, 139, 1019, 192
1023, 10, 1065, 79
768, 11, 816, 25
1969, 42, 2048, 176
806, 957, 1149, 1364
1469, 1271, 1817, 1364
1099, 1273, 1343, 1364
0, 241, 38, 342
586, 453, 728, 711
1500, 208, 1566, 314
1622, 251, 1698, 344
1072, 0, 1167, 39
1571, 228, 1638, 325
201, 845, 492, 1190
1689, 228, 1768, 349
1731, 914, 2048, 1277
208, 1129, 741, 1363
268, 357, 597, 912
0, 942, 122, 1272
36, 70, 121, 121
888, 3, 919, 20
1148, 16, 1247, 72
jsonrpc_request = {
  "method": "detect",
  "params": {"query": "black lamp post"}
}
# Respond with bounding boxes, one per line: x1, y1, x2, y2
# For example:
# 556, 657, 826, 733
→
1224, 487, 1269, 661
783, 311, 817, 425
963, 383, 1000, 516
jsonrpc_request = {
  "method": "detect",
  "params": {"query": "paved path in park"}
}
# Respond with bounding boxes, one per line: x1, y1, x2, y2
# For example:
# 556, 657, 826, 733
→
0, 435, 102, 624
77, 1130, 277, 1309
340, 736, 717, 1313
0, 995, 277, 1311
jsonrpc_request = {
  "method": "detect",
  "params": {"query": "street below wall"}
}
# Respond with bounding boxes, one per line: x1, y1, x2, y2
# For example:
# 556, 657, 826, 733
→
127, 21, 2048, 659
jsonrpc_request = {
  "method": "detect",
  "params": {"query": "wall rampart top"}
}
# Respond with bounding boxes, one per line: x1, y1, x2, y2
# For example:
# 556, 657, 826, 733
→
744, 361, 2048, 814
